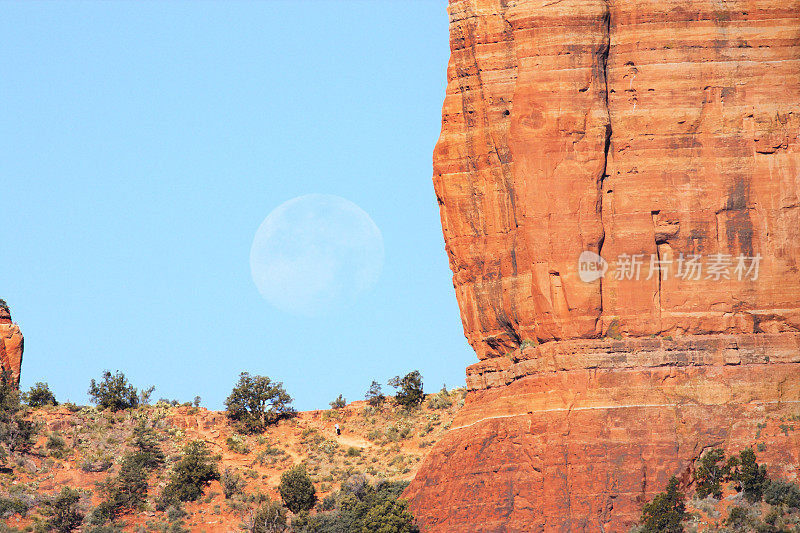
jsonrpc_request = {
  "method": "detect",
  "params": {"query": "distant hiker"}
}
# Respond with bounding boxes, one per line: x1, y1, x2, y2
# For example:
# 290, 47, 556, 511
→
335, 423, 341, 436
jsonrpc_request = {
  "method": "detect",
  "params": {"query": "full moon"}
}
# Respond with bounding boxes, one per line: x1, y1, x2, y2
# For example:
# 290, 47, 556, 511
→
250, 194, 385, 317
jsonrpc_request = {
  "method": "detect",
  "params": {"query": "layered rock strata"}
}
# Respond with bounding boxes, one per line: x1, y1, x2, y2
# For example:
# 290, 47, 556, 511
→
0, 305, 24, 387
407, 0, 800, 530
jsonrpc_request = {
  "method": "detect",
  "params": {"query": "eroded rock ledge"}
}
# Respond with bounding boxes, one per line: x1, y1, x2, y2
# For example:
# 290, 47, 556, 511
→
407, 333, 800, 532
466, 332, 800, 390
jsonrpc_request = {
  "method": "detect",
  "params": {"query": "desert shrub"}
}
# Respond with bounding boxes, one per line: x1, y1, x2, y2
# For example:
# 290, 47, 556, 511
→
226, 434, 250, 454
279, 465, 317, 514
159, 440, 220, 508
0, 370, 36, 456
330, 394, 346, 410
737, 447, 767, 502
385, 425, 401, 442
247, 499, 287, 532
318, 440, 339, 455
88, 371, 139, 411
129, 421, 165, 471
137, 385, 155, 406
23, 382, 57, 407
256, 446, 286, 466
46, 432, 67, 458
292, 479, 416, 533
92, 421, 163, 519
41, 486, 84, 532
97, 454, 149, 519
725, 506, 750, 530
388, 371, 424, 409
695, 448, 734, 499
360, 497, 417, 533
347, 447, 361, 457
606, 318, 623, 340
640, 476, 686, 533
365, 381, 385, 408
193, 396, 201, 408
764, 479, 800, 509
426, 387, 452, 410
224, 372, 295, 434
0, 496, 29, 518
221, 467, 245, 499
80, 455, 113, 473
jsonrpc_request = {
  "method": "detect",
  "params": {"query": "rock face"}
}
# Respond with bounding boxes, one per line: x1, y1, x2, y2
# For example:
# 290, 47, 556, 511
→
0, 303, 24, 387
406, 0, 800, 530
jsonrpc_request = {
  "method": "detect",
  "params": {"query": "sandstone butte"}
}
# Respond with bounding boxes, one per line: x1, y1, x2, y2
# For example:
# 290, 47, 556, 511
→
404, 0, 800, 531
0, 302, 23, 387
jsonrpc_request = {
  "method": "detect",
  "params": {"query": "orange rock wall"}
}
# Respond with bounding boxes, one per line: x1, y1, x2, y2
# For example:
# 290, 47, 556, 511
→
407, 334, 800, 531
409, 0, 800, 530
0, 306, 24, 387
434, 0, 800, 359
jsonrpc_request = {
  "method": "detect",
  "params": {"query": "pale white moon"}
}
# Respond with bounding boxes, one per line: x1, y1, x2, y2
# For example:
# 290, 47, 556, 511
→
250, 194, 384, 317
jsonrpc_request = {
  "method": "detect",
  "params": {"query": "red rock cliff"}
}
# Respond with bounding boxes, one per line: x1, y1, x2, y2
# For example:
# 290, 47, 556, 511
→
406, 0, 800, 530
0, 303, 24, 387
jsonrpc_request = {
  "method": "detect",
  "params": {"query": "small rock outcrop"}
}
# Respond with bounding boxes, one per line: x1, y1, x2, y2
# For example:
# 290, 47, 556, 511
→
0, 300, 23, 387
406, 0, 800, 531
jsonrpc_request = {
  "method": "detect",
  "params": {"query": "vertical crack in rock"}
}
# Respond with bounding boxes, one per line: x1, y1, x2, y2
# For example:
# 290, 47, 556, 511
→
652, 211, 663, 327
596, 0, 613, 329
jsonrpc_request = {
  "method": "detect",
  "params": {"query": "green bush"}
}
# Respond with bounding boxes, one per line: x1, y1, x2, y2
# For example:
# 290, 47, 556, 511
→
46, 432, 67, 458
224, 372, 295, 434
226, 434, 250, 454
42, 486, 84, 532
23, 382, 57, 407
360, 497, 417, 533
159, 440, 220, 509
640, 476, 686, 533
426, 387, 452, 410
388, 371, 424, 410
129, 421, 165, 471
0, 496, 29, 518
278, 465, 317, 514
764, 479, 800, 509
292, 479, 416, 533
249, 499, 287, 532
159, 440, 220, 508
330, 394, 346, 410
95, 454, 150, 520
725, 506, 750, 530
347, 447, 361, 457
0, 370, 36, 457
695, 448, 735, 499
92, 421, 163, 520
88, 371, 139, 411
365, 381, 385, 408
221, 467, 245, 499
737, 447, 767, 502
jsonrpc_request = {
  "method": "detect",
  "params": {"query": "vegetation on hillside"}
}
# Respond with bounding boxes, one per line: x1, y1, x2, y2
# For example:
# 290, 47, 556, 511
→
0, 368, 463, 531
224, 372, 296, 434
634, 445, 800, 532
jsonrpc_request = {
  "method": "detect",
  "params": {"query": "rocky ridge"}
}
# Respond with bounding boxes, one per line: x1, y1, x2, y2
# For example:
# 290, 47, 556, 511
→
0, 303, 23, 387
406, 0, 800, 530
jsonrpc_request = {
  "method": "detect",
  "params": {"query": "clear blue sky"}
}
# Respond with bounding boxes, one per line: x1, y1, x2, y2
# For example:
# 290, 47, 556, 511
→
1, 1, 475, 411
